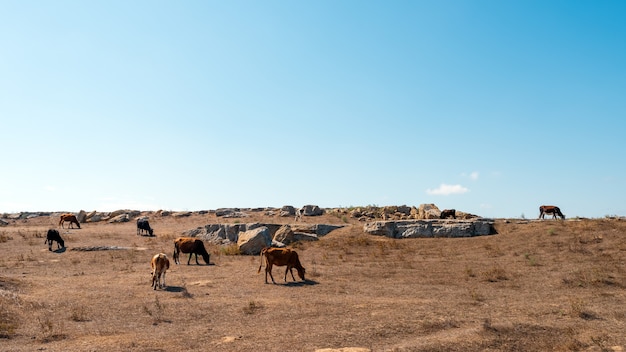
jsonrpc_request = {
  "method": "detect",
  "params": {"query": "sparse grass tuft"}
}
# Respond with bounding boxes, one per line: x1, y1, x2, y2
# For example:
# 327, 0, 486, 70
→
243, 300, 263, 315
482, 266, 508, 282
220, 244, 241, 255
143, 295, 167, 325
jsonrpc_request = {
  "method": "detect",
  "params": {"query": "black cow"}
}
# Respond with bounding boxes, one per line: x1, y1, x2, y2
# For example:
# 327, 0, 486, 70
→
137, 218, 154, 236
45, 229, 65, 251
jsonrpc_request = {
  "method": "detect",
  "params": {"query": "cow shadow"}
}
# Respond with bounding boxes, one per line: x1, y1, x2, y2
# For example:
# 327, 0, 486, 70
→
164, 286, 186, 293
52, 247, 67, 254
283, 279, 319, 287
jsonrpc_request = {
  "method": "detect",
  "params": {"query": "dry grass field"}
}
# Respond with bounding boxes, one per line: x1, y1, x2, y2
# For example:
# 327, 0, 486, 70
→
1, 211, 626, 351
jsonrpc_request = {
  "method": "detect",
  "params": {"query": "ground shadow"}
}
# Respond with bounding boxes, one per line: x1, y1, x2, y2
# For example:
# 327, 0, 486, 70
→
52, 247, 67, 254
282, 279, 319, 287
164, 286, 186, 293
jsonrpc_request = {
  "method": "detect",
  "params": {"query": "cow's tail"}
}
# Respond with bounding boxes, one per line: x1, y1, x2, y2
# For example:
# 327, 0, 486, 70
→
257, 247, 267, 273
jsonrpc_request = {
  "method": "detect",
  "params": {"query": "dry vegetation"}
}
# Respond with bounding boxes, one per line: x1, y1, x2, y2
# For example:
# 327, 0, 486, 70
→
1, 211, 626, 351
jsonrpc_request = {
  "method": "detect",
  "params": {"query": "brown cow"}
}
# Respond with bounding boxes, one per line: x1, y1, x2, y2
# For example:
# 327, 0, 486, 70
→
257, 247, 306, 284
173, 237, 210, 265
59, 213, 81, 229
539, 205, 565, 220
440, 209, 456, 219
150, 253, 170, 290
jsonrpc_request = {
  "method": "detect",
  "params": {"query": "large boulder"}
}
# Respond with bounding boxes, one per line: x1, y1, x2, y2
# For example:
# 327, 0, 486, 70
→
237, 226, 272, 255
301, 205, 323, 216
280, 205, 296, 217
417, 204, 440, 219
108, 213, 130, 223
76, 210, 87, 223
273, 225, 295, 244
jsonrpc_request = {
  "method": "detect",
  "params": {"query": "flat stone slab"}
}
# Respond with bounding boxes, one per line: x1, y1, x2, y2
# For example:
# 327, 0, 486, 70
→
363, 219, 497, 238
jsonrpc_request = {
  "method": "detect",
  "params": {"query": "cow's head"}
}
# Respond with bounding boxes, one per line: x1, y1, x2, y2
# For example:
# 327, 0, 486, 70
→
296, 266, 306, 281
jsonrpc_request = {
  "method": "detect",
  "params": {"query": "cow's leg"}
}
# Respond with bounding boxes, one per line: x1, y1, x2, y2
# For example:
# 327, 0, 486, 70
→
285, 266, 296, 282
161, 270, 166, 288
266, 263, 275, 284
48, 240, 52, 251
187, 253, 193, 265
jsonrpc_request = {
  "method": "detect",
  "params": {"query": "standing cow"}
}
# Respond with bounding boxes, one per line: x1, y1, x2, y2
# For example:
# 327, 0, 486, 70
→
59, 213, 81, 229
45, 229, 65, 251
150, 253, 170, 290
137, 218, 154, 236
173, 237, 211, 265
257, 247, 306, 284
539, 205, 565, 220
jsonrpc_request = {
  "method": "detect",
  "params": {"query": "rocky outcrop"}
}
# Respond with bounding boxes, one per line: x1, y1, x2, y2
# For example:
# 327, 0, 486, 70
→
363, 219, 496, 238
184, 222, 344, 250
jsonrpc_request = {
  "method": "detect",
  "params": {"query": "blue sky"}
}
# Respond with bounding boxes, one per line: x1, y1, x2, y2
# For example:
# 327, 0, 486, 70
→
1, 1, 625, 218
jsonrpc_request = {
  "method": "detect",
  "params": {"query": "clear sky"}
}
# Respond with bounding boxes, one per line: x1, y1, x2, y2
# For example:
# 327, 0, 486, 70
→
1, 1, 625, 218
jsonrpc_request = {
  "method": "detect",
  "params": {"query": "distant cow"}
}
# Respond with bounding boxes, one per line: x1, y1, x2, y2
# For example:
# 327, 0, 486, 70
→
440, 209, 456, 219
59, 213, 80, 229
45, 229, 65, 251
257, 247, 306, 284
173, 237, 210, 265
539, 205, 565, 220
150, 253, 170, 290
137, 218, 154, 236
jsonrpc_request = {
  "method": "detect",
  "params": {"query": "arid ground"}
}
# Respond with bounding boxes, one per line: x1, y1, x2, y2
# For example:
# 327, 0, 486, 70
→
1, 211, 626, 351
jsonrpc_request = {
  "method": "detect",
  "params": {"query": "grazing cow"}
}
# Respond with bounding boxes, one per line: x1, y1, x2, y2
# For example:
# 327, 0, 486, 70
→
440, 209, 456, 219
59, 213, 81, 229
539, 205, 565, 220
257, 247, 306, 284
136, 218, 154, 236
45, 229, 64, 251
173, 237, 210, 265
150, 253, 170, 290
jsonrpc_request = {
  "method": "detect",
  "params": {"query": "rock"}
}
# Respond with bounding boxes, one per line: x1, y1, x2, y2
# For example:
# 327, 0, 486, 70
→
108, 214, 130, 223
301, 205, 323, 216
108, 209, 127, 218
418, 204, 440, 219
273, 225, 295, 245
237, 226, 272, 255
77, 210, 87, 223
364, 219, 497, 238
280, 205, 296, 217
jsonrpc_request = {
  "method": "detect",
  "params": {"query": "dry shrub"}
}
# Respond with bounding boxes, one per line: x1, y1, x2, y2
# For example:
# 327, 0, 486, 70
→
562, 267, 622, 288
242, 300, 263, 315
0, 295, 19, 338
220, 244, 240, 255
482, 266, 508, 282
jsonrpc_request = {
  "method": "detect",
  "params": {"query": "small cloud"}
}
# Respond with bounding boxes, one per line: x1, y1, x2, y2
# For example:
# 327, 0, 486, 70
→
480, 203, 492, 209
461, 172, 479, 181
426, 184, 469, 196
